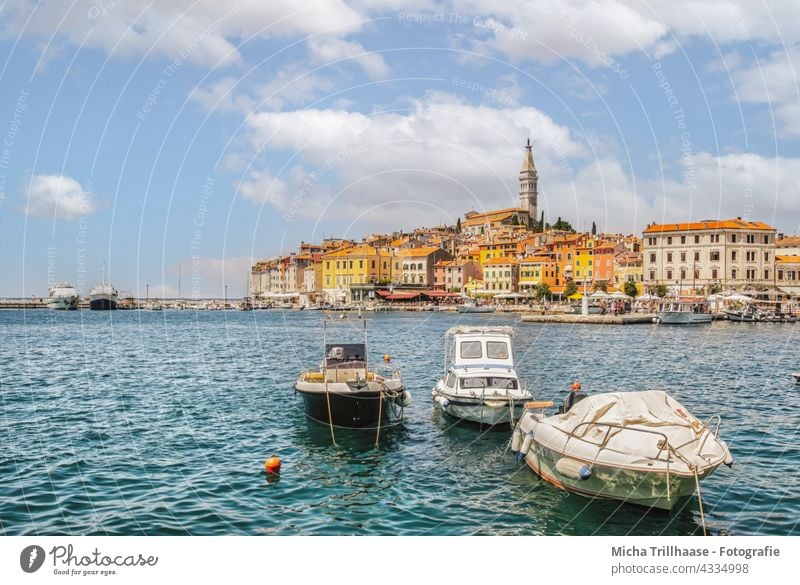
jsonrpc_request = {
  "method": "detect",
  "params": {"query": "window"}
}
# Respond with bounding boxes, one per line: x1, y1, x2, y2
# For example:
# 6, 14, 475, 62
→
731, 234, 737, 243
326, 261, 330, 269
680, 269, 686, 280
666, 269, 673, 280
746, 234, 755, 244
732, 268, 737, 279
486, 341, 509, 359
576, 260, 581, 266
359, 260, 364, 269
336, 261, 340, 269
764, 269, 770, 279
680, 252, 686, 262
349, 261, 353, 269
667, 252, 673, 262
731, 251, 737, 261
667, 236, 673, 245
711, 234, 720, 243
460, 377, 517, 390
649, 253, 656, 262
445, 373, 456, 388
694, 251, 700, 262
764, 235, 770, 244
746, 251, 756, 262
746, 269, 756, 280
680, 236, 686, 244
694, 269, 700, 279
649, 270, 656, 280
371, 261, 375, 269
764, 252, 770, 262
694, 235, 700, 244
778, 270, 784, 280
711, 268, 718, 279
326, 276, 330, 285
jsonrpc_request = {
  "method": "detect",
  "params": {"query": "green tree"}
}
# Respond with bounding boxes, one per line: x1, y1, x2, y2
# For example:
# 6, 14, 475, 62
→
591, 221, 597, 235
623, 280, 638, 298
511, 214, 520, 225
708, 282, 721, 295
456, 217, 462, 234
655, 284, 669, 298
535, 282, 551, 299
564, 279, 578, 297
552, 217, 576, 232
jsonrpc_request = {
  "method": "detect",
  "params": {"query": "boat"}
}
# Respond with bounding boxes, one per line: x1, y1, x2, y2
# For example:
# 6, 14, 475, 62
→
89, 282, 118, 310
47, 283, 79, 310
457, 300, 495, 313
513, 390, 733, 510
724, 307, 760, 322
656, 299, 712, 324
144, 299, 162, 311
432, 326, 533, 427
239, 296, 253, 311
294, 319, 412, 429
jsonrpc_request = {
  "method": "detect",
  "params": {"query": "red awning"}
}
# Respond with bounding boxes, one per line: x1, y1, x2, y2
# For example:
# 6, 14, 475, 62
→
375, 289, 391, 297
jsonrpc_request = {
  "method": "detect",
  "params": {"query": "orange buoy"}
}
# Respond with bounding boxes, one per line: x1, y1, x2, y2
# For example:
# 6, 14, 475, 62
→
571, 381, 582, 391
384, 354, 391, 363
264, 454, 281, 475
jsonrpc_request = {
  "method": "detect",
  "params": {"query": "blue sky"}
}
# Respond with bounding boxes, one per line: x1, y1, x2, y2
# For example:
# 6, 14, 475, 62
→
1, 0, 798, 298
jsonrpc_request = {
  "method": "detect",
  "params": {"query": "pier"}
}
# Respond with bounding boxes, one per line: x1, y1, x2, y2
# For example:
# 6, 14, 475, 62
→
520, 313, 657, 325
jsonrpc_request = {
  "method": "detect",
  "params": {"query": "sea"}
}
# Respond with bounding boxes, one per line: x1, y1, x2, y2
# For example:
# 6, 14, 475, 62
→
0, 309, 797, 535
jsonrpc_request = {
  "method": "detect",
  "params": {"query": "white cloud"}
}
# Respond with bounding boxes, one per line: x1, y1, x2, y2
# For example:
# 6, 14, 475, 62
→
307, 36, 389, 79
2, 0, 366, 67
24, 174, 94, 220
733, 46, 800, 136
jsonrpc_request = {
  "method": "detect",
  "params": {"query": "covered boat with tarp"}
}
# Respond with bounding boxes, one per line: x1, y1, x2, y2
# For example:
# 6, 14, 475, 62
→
513, 391, 732, 510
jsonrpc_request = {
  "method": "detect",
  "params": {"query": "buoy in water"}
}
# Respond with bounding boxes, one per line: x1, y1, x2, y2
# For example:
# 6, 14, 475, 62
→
384, 354, 391, 363
264, 454, 282, 475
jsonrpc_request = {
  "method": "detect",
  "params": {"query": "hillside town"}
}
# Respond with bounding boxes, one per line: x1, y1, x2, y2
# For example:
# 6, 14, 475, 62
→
250, 142, 800, 307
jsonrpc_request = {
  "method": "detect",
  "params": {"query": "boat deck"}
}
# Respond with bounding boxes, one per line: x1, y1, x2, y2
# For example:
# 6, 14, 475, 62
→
520, 313, 657, 325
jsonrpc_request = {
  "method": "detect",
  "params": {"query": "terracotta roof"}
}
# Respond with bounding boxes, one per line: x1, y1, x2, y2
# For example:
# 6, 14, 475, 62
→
643, 219, 775, 233
322, 244, 391, 258
777, 236, 800, 247
484, 257, 518, 266
520, 255, 552, 263
396, 246, 442, 257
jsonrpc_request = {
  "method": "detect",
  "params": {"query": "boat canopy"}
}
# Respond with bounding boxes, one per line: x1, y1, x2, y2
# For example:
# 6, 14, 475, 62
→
445, 326, 515, 369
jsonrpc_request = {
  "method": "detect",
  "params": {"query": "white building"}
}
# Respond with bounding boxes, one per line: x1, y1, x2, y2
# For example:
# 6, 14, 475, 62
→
642, 218, 777, 292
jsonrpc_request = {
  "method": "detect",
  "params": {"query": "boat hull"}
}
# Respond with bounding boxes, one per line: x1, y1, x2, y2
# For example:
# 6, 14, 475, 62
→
657, 311, 712, 324
89, 296, 118, 310
522, 443, 708, 510
47, 298, 78, 310
432, 388, 530, 426
295, 379, 407, 429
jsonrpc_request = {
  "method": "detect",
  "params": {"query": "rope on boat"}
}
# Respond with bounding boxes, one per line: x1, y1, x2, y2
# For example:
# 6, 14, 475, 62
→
324, 380, 337, 446
693, 466, 707, 536
375, 390, 384, 448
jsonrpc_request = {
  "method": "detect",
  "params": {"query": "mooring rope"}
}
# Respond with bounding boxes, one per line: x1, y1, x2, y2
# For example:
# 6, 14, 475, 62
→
694, 466, 707, 536
325, 380, 337, 446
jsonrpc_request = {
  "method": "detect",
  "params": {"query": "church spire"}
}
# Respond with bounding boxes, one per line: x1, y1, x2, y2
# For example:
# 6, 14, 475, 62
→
519, 139, 538, 228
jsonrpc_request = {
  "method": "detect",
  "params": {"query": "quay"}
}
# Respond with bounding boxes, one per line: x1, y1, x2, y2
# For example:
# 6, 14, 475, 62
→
520, 313, 657, 325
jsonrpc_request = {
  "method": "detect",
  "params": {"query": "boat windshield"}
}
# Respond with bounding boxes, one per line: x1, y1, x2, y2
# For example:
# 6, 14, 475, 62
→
460, 341, 482, 359
460, 377, 517, 389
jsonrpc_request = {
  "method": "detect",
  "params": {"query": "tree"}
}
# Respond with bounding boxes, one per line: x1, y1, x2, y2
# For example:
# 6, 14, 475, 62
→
591, 221, 597, 235
708, 282, 721, 295
551, 217, 576, 233
456, 217, 462, 234
535, 282, 551, 299
511, 214, 520, 225
564, 279, 578, 297
623, 280, 638, 298
655, 284, 669, 298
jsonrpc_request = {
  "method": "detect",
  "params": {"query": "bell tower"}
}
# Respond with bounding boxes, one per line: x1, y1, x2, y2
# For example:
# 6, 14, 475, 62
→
519, 138, 538, 226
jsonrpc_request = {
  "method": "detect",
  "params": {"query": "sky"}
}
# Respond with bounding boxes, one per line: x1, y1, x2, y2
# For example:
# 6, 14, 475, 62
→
0, 0, 798, 298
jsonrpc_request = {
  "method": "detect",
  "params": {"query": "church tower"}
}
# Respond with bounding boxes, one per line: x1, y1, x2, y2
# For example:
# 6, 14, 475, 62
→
519, 138, 538, 226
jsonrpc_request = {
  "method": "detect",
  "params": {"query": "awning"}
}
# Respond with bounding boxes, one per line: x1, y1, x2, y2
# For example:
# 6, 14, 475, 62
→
375, 289, 392, 297
385, 292, 421, 300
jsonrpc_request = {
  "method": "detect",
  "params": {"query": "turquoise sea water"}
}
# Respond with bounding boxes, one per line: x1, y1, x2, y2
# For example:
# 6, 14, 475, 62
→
0, 310, 797, 535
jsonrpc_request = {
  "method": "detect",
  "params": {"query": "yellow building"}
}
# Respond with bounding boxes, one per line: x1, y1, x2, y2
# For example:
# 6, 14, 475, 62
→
519, 255, 557, 292
321, 244, 395, 302
478, 236, 519, 264
483, 257, 519, 292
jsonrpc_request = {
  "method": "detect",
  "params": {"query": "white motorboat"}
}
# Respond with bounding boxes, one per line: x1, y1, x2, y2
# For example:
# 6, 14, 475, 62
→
432, 326, 533, 427
47, 283, 79, 310
294, 319, 411, 429
513, 391, 733, 510
457, 300, 495, 313
656, 299, 712, 324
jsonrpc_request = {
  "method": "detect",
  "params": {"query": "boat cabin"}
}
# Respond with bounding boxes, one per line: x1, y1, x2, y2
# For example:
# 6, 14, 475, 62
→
321, 342, 368, 383
445, 326, 515, 370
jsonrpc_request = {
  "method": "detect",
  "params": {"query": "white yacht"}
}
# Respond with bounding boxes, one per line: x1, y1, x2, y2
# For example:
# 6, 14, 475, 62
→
47, 283, 79, 310
432, 326, 533, 427
656, 299, 712, 324
89, 281, 118, 310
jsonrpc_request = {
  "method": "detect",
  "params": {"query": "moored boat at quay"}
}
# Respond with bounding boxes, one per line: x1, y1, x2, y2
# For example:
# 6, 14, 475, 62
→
47, 283, 79, 310
89, 282, 118, 310
656, 299, 712, 324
